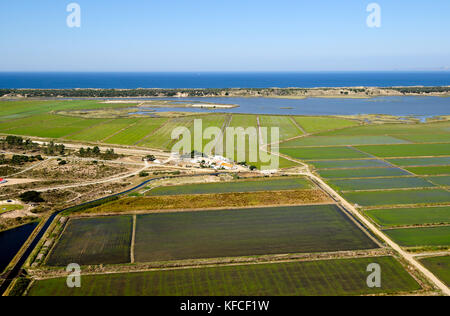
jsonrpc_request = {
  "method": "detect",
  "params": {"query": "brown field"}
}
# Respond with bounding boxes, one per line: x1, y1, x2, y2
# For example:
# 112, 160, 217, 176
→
73, 189, 332, 214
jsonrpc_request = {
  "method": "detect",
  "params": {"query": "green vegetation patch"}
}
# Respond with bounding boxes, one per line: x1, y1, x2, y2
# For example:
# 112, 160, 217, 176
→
419, 256, 450, 287
0, 204, 24, 215
384, 226, 450, 247
427, 176, 450, 187
387, 157, 450, 167
139, 116, 195, 149
105, 118, 168, 145
46, 216, 132, 266
147, 177, 312, 196
259, 115, 303, 141
309, 159, 391, 170
27, 256, 420, 296
66, 118, 139, 142
281, 136, 408, 147
318, 168, 410, 179
355, 144, 450, 158
318, 121, 450, 137
134, 205, 378, 263
393, 133, 450, 143
342, 188, 450, 207
405, 166, 450, 176
281, 146, 370, 160
329, 177, 435, 191
365, 206, 450, 227
293, 116, 359, 134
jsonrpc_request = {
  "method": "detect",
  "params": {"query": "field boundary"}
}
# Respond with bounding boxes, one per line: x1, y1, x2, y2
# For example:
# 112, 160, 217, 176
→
67, 200, 337, 218
101, 121, 139, 143
134, 118, 170, 146
29, 249, 390, 280
130, 215, 136, 264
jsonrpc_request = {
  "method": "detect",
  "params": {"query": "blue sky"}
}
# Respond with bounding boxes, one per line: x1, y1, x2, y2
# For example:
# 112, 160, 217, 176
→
0, 0, 449, 71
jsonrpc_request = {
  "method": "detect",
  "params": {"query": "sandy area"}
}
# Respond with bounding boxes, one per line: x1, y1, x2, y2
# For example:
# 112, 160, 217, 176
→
0, 178, 38, 187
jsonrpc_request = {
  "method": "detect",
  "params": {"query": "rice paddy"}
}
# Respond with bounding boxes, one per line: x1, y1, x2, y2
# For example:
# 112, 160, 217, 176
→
383, 226, 450, 247
27, 256, 421, 296
146, 177, 312, 196
365, 206, 450, 227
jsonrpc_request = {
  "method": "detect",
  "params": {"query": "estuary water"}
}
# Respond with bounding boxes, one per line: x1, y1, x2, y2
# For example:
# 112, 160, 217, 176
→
0, 222, 38, 273
134, 96, 450, 117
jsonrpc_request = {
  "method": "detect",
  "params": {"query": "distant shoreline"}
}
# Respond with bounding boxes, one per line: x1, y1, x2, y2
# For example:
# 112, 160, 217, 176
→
1, 86, 450, 99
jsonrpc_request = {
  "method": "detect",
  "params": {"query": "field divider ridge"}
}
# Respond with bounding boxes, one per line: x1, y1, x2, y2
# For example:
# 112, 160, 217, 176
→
130, 214, 136, 264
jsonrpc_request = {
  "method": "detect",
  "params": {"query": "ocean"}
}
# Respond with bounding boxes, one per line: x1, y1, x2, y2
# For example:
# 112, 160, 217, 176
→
0, 71, 449, 89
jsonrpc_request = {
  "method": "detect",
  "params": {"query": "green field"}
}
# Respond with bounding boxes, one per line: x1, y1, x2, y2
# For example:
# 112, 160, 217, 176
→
318, 168, 410, 179
259, 115, 303, 141
427, 176, 450, 187
105, 118, 168, 145
405, 166, 450, 176
147, 177, 312, 196
384, 226, 450, 247
66, 118, 140, 142
420, 256, 450, 287
365, 206, 450, 227
138, 116, 195, 149
329, 177, 435, 191
134, 205, 378, 263
309, 159, 391, 170
387, 157, 450, 167
28, 256, 420, 296
281, 146, 370, 160
280, 135, 408, 147
342, 188, 450, 206
293, 116, 359, 134
0, 204, 24, 215
46, 216, 132, 266
355, 144, 450, 158
317, 121, 450, 137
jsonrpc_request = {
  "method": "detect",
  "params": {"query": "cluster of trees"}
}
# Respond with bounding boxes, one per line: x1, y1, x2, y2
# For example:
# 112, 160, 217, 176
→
0, 136, 66, 156
1, 136, 39, 151
0, 88, 229, 98
2, 87, 450, 98
237, 161, 257, 171
43, 141, 65, 156
0, 88, 312, 98
19, 191, 44, 203
78, 146, 118, 160
0, 154, 43, 165
391, 87, 450, 94
143, 155, 156, 161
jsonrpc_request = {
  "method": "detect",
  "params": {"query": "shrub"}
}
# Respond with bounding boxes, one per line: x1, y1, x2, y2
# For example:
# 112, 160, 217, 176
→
19, 191, 44, 203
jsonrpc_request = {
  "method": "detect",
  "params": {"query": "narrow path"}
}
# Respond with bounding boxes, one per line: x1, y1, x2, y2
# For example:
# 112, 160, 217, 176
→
130, 215, 136, 264
6, 157, 53, 177
289, 116, 307, 135
101, 121, 139, 143
35, 160, 149, 192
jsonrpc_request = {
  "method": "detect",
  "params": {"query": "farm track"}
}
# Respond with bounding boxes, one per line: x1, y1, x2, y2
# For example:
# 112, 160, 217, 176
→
133, 119, 169, 146
289, 116, 307, 135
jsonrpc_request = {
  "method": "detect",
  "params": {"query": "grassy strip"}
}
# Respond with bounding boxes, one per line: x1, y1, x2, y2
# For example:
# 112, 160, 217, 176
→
72, 189, 332, 215
147, 177, 311, 196
61, 196, 119, 215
